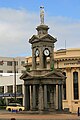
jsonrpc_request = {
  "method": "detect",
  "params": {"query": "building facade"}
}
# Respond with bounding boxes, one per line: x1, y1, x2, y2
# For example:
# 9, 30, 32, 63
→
54, 48, 80, 113
0, 57, 26, 105
0, 57, 26, 73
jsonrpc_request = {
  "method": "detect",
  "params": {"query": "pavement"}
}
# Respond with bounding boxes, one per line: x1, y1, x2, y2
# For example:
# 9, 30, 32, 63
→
0, 112, 80, 120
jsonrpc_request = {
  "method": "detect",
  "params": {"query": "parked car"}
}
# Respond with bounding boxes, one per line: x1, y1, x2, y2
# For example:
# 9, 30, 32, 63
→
6, 103, 25, 111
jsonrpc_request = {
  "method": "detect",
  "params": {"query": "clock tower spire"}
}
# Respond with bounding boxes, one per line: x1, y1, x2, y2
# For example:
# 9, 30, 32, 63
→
29, 7, 57, 70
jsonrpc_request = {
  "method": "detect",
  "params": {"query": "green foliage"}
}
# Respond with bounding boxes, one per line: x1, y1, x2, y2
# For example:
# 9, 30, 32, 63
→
0, 98, 6, 109
0, 106, 6, 109
9, 98, 16, 103
50, 63, 54, 71
26, 67, 30, 72
0, 98, 6, 106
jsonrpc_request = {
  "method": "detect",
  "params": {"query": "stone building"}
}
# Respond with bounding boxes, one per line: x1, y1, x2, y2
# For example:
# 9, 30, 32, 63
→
54, 48, 80, 113
20, 7, 65, 112
0, 56, 25, 105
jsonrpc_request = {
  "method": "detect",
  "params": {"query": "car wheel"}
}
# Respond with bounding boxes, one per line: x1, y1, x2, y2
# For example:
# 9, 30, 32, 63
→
8, 108, 11, 111
19, 108, 22, 111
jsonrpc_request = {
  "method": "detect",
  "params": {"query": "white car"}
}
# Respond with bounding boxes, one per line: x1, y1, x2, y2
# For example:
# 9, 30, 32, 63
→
6, 103, 25, 112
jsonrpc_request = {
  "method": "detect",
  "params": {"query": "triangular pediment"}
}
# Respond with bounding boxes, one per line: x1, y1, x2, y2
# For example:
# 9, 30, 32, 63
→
41, 34, 56, 41
20, 69, 66, 85
29, 35, 39, 43
29, 34, 57, 44
20, 71, 32, 80
44, 70, 66, 80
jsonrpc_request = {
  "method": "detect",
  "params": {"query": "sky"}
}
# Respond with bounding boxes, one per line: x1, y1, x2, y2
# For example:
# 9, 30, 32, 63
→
0, 0, 80, 57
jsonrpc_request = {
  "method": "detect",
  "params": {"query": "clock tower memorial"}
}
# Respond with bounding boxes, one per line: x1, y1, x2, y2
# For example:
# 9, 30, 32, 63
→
20, 7, 65, 113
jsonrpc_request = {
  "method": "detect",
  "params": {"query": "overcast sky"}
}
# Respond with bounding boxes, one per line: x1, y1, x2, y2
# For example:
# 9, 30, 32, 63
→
0, 0, 80, 57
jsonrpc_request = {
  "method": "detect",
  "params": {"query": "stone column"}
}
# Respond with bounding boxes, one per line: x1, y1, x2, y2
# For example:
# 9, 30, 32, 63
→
32, 85, 36, 110
53, 85, 56, 109
66, 68, 72, 112
39, 48, 44, 69
50, 88, 54, 110
56, 85, 58, 109
58, 84, 62, 111
50, 92, 53, 108
30, 86, 33, 110
50, 48, 54, 69
32, 48, 36, 70
38, 85, 43, 111
24, 85, 30, 110
44, 85, 48, 110
29, 85, 32, 110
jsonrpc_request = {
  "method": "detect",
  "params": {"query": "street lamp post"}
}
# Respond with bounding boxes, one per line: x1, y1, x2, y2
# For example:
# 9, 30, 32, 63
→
13, 60, 16, 101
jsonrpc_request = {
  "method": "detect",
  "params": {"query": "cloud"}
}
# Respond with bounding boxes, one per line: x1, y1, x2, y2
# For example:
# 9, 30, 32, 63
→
0, 8, 38, 57
0, 8, 80, 57
46, 16, 80, 50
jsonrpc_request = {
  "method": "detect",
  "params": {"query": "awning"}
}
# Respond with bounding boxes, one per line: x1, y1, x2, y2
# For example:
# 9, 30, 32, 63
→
0, 92, 23, 97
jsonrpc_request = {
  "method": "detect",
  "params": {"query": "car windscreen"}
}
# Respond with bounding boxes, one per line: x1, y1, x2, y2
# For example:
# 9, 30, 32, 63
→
8, 103, 21, 106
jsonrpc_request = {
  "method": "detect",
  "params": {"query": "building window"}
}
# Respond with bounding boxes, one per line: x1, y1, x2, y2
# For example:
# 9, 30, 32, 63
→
16, 70, 18, 73
0, 70, 3, 73
73, 72, 79, 99
63, 72, 66, 100
0, 61, 4, 65
7, 61, 12, 66
15, 61, 18, 66
7, 70, 12, 73
17, 85, 22, 93
0, 86, 4, 93
7, 86, 13, 93
21, 61, 25, 65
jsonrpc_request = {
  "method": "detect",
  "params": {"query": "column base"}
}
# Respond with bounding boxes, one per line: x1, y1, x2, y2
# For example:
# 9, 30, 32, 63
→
31, 108, 38, 111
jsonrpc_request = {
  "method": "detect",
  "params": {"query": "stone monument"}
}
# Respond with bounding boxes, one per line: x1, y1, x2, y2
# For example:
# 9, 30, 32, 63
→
20, 7, 66, 113
40, 6, 44, 24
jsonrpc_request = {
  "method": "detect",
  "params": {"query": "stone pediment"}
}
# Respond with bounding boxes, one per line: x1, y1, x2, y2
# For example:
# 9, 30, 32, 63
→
20, 72, 32, 80
29, 34, 57, 44
41, 34, 56, 41
20, 69, 66, 81
20, 69, 66, 85
29, 35, 39, 41
43, 70, 65, 80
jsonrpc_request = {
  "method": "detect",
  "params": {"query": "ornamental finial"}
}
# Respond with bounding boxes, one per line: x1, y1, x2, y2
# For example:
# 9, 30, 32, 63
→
40, 6, 44, 24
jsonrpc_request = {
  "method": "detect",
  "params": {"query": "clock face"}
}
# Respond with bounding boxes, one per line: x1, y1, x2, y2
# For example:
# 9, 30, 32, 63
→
44, 49, 50, 56
35, 49, 39, 57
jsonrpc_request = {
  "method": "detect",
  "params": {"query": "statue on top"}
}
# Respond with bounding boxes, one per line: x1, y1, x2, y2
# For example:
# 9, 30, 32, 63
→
40, 6, 44, 24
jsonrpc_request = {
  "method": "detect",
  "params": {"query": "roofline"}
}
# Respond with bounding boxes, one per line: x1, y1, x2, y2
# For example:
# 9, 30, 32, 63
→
55, 48, 80, 52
